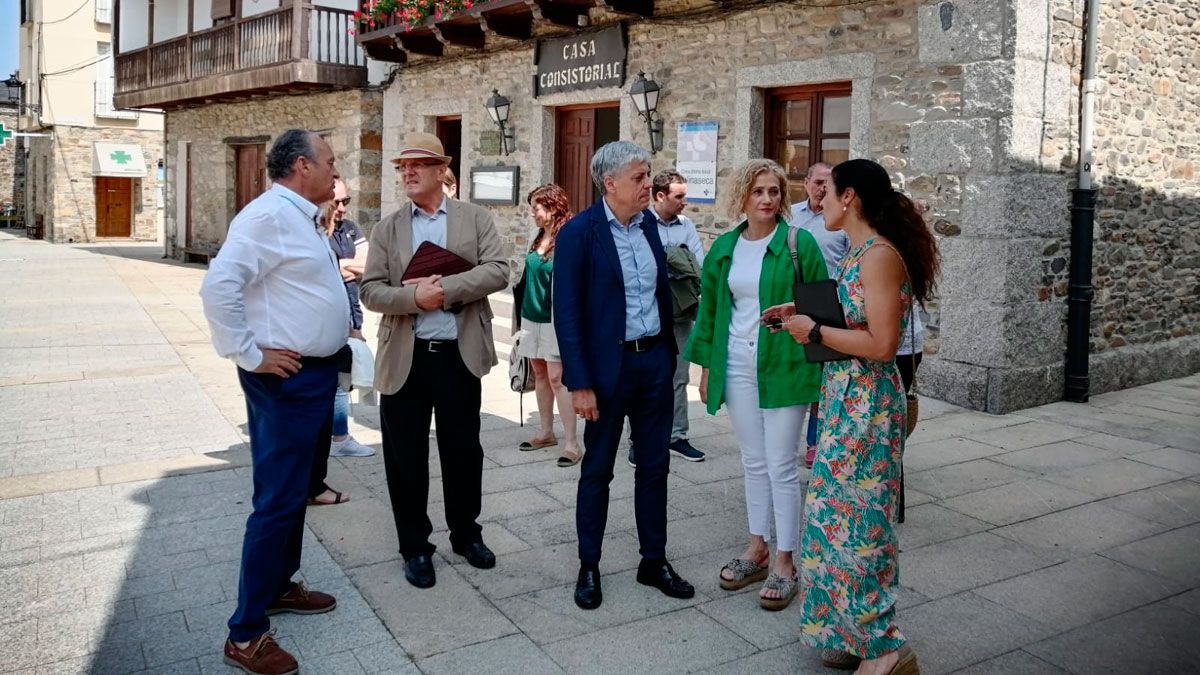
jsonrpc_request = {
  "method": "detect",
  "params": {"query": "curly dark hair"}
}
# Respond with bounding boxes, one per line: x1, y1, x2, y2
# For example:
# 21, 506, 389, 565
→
831, 159, 940, 303
526, 184, 574, 258
266, 129, 317, 181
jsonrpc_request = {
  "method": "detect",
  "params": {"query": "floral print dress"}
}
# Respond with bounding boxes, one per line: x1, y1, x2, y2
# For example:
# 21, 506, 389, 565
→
799, 239, 912, 659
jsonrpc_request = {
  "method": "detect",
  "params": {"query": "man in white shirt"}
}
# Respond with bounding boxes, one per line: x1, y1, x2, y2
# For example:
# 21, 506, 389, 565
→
200, 129, 349, 675
789, 162, 850, 469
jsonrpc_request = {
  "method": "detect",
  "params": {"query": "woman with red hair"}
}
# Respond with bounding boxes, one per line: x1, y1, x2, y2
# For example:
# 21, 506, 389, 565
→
513, 184, 581, 466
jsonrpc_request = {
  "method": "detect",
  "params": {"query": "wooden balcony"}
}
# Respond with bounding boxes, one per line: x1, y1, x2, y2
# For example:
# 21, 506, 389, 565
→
115, 5, 366, 110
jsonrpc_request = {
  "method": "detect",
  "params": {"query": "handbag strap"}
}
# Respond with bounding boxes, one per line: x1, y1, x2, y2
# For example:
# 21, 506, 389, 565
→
786, 226, 804, 284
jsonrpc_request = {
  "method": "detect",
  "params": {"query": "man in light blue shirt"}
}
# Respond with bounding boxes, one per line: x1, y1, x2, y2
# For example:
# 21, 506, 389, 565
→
636, 170, 706, 465
410, 199, 459, 340
789, 162, 849, 279
789, 162, 850, 469
604, 198, 661, 340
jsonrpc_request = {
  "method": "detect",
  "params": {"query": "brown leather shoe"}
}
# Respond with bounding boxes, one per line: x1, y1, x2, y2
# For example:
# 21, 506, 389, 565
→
265, 581, 337, 616
821, 649, 861, 670
223, 632, 298, 675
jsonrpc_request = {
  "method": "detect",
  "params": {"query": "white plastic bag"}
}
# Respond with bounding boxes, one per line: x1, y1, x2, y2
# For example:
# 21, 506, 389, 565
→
348, 337, 375, 389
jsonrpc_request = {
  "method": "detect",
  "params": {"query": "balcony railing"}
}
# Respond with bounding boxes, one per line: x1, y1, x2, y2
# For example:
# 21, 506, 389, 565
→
115, 6, 364, 97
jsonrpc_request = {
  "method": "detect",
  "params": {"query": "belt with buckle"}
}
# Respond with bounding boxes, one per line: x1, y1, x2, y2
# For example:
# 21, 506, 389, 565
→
623, 333, 661, 353
415, 338, 457, 353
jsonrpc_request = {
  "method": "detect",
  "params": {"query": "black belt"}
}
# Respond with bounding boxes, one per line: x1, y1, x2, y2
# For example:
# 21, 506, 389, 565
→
415, 337, 458, 353
299, 344, 352, 367
623, 333, 662, 353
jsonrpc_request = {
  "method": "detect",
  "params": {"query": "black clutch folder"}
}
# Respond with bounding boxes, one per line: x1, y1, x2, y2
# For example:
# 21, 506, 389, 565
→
787, 228, 849, 362
401, 241, 474, 282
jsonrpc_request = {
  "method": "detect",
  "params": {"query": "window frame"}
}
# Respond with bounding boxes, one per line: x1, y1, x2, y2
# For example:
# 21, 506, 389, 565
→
764, 81, 852, 194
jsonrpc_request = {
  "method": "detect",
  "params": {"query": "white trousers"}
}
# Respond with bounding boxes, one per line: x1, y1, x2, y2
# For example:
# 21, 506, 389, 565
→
724, 335, 806, 552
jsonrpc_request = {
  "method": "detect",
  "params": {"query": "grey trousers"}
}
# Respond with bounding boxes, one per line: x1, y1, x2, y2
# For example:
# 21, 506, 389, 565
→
671, 319, 694, 442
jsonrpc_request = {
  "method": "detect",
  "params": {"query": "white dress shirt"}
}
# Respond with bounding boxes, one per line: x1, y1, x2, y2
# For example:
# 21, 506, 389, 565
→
200, 183, 351, 371
410, 198, 459, 340
789, 201, 850, 279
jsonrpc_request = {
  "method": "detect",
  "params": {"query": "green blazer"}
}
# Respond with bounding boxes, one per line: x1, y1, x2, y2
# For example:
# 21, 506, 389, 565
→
684, 218, 827, 415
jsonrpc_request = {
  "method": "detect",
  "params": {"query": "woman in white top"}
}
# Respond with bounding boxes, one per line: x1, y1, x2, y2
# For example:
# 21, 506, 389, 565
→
684, 160, 827, 610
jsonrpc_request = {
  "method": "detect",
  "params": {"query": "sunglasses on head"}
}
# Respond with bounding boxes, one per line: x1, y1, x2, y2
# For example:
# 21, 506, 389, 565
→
334, 197, 352, 207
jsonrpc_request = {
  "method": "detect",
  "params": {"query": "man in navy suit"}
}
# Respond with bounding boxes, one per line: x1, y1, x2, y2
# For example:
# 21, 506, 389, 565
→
553, 141, 695, 610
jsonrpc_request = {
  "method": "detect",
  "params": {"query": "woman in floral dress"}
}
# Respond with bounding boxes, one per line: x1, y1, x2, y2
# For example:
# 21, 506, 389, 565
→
763, 159, 939, 675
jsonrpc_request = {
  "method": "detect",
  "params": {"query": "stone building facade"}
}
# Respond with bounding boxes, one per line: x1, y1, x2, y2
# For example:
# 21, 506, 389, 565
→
24, 125, 165, 242
374, 0, 1198, 412
0, 109, 21, 216
163, 89, 383, 255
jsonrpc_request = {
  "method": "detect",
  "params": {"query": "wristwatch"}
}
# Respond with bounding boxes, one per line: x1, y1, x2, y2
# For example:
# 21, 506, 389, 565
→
809, 323, 823, 344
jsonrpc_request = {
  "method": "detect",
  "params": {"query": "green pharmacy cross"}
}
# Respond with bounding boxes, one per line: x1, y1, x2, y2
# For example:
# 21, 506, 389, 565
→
110, 149, 133, 164
0, 123, 12, 147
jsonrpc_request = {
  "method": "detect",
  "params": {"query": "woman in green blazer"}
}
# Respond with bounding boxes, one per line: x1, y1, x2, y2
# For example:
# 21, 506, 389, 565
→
684, 159, 826, 610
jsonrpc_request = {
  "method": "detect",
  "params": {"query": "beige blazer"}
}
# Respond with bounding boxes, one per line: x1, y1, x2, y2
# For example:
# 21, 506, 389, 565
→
360, 199, 511, 395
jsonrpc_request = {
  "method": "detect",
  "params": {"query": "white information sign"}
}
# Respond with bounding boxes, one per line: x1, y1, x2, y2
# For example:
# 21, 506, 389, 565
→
676, 121, 718, 204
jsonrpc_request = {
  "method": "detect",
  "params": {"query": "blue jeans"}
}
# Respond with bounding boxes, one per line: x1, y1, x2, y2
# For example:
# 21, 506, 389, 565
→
333, 386, 350, 438
227, 358, 337, 642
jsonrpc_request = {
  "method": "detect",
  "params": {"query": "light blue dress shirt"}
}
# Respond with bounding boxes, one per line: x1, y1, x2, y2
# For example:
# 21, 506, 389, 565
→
789, 200, 850, 279
603, 198, 661, 341
655, 211, 705, 268
411, 198, 458, 340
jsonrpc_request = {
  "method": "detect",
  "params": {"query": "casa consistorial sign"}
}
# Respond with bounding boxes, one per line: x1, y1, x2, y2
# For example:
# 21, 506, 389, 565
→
534, 25, 627, 97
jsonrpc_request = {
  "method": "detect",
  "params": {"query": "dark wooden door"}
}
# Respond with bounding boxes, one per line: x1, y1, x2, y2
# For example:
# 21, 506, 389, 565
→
95, 177, 132, 237
185, 144, 193, 246
556, 107, 596, 213
235, 144, 266, 214
436, 116, 462, 188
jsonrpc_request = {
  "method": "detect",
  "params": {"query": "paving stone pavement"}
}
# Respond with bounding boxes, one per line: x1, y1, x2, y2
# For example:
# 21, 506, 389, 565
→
1, 233, 1198, 674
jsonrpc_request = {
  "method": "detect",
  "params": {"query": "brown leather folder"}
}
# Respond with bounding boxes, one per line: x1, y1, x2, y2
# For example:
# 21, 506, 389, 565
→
401, 241, 475, 282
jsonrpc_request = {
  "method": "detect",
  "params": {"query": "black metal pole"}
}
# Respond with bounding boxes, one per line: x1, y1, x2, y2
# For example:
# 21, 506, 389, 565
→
1064, 187, 1097, 402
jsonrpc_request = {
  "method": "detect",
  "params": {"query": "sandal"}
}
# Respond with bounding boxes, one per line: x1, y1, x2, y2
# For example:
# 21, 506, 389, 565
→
758, 572, 798, 610
821, 650, 862, 671
307, 489, 349, 506
556, 449, 583, 467
718, 556, 769, 591
519, 436, 558, 451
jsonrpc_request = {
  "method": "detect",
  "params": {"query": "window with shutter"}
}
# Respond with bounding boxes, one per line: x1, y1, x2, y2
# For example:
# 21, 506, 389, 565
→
764, 82, 852, 205
211, 0, 235, 22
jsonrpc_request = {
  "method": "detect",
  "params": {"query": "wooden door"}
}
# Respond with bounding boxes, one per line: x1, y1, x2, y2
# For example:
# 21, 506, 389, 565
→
235, 144, 266, 214
95, 177, 132, 238
185, 144, 193, 247
436, 116, 462, 188
556, 107, 596, 213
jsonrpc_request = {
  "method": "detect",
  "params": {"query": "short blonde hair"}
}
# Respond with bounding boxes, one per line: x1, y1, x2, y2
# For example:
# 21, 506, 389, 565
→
724, 159, 790, 221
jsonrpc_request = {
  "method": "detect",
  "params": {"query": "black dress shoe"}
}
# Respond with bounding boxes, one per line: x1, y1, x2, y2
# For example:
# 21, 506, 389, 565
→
574, 566, 603, 610
452, 542, 496, 569
636, 559, 695, 599
404, 555, 436, 589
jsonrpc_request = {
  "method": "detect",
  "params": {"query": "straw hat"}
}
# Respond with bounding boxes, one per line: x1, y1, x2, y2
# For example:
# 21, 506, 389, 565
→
391, 132, 452, 164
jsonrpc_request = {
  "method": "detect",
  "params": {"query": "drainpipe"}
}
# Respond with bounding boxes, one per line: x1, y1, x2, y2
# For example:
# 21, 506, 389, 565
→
1064, 0, 1100, 402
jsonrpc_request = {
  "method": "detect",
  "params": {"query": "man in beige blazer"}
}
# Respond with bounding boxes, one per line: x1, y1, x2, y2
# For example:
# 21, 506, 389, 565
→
360, 133, 509, 589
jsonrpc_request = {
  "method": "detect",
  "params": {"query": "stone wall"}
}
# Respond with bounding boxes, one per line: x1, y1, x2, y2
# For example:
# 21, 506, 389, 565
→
163, 89, 383, 255
0, 110, 21, 217
1055, 0, 1200, 393
378, 0, 1198, 411
25, 125, 164, 242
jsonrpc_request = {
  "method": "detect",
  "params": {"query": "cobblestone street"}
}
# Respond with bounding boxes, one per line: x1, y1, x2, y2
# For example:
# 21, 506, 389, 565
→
1, 232, 1198, 674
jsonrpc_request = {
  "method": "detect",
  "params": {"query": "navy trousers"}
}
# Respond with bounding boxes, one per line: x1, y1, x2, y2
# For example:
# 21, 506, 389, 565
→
577, 341, 674, 565
227, 358, 337, 642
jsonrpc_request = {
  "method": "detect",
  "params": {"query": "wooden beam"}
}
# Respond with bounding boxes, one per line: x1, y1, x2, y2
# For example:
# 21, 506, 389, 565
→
598, 0, 653, 17
397, 31, 443, 57
527, 0, 587, 28
478, 12, 532, 41
431, 23, 485, 49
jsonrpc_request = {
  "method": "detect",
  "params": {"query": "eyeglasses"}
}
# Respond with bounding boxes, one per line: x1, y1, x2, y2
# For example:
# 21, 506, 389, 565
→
394, 161, 445, 172
334, 197, 352, 207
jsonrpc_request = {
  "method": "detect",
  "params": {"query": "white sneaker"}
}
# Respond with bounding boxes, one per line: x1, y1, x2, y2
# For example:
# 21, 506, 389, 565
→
330, 436, 376, 457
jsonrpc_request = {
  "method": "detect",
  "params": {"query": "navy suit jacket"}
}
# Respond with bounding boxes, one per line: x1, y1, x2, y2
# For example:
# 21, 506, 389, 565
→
553, 200, 675, 402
